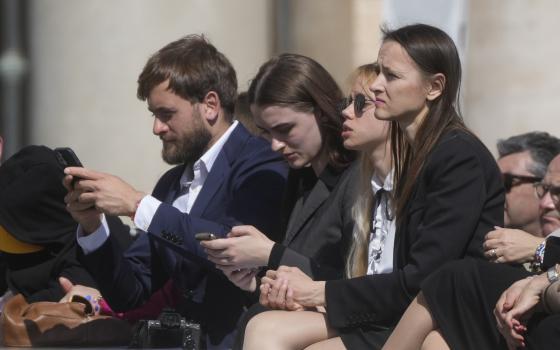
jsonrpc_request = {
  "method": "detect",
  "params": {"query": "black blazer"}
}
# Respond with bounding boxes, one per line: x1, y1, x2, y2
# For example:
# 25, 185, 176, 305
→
268, 163, 358, 280
325, 130, 504, 330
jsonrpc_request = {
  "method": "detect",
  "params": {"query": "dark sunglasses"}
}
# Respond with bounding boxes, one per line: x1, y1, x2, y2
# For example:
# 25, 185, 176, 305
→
337, 93, 370, 116
534, 182, 560, 204
502, 173, 542, 193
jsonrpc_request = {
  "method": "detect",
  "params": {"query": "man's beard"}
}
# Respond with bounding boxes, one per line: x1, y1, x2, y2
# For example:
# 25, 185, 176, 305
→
161, 112, 212, 165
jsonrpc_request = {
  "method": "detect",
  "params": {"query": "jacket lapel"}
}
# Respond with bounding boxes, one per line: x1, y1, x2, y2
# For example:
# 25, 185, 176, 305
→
283, 179, 330, 244
190, 124, 249, 217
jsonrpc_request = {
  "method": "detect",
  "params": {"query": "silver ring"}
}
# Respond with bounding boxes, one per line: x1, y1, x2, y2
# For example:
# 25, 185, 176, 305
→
490, 249, 497, 259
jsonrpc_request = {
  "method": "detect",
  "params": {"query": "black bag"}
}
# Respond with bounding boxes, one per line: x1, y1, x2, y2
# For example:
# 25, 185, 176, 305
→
129, 308, 201, 349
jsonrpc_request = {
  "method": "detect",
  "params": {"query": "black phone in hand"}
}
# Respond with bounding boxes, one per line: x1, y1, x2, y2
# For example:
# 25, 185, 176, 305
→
54, 147, 83, 187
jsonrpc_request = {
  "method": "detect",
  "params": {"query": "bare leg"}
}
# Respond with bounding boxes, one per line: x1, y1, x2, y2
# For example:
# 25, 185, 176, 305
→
244, 310, 338, 350
382, 292, 439, 350
304, 336, 345, 350
421, 330, 450, 350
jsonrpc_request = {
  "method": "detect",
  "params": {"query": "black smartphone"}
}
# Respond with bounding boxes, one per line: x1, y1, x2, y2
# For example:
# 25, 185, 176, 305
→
54, 147, 83, 187
195, 232, 217, 241
55, 147, 83, 167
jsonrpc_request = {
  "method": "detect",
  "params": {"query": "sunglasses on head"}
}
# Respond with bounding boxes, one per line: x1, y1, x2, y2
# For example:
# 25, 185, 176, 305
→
337, 93, 371, 116
502, 173, 542, 193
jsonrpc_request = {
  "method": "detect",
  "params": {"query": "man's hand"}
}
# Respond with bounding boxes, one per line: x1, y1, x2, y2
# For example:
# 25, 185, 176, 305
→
261, 266, 326, 310
495, 276, 532, 347
484, 226, 544, 263
494, 274, 549, 348
201, 225, 274, 269
63, 172, 103, 234
64, 167, 145, 218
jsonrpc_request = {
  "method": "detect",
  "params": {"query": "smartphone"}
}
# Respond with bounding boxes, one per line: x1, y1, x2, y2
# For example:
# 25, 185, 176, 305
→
54, 147, 83, 187
195, 232, 217, 241
54, 147, 83, 168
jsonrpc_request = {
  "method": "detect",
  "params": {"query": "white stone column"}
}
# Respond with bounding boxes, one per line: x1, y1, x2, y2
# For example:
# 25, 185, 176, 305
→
466, 0, 560, 153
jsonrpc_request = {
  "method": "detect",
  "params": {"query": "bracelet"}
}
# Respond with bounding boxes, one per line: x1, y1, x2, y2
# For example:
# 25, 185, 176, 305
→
531, 240, 547, 272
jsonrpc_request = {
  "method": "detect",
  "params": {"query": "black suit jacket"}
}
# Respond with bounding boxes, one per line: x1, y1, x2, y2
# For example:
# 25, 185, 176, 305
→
268, 163, 358, 280
80, 124, 288, 346
325, 130, 505, 331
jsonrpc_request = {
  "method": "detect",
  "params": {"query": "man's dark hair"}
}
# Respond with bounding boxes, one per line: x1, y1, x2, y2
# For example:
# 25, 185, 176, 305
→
137, 34, 237, 119
497, 132, 560, 177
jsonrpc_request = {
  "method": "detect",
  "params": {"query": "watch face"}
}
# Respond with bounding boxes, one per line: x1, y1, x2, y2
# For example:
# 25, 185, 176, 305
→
548, 266, 560, 283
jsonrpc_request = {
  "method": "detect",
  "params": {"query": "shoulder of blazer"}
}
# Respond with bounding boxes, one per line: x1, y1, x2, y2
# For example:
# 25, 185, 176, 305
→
222, 123, 281, 168
225, 131, 285, 181
424, 129, 494, 174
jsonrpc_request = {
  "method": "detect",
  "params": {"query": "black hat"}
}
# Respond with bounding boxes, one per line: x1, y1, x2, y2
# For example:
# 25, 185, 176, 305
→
0, 145, 77, 247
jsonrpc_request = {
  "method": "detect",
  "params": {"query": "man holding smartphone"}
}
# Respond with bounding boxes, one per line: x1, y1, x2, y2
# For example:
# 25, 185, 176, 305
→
63, 35, 287, 349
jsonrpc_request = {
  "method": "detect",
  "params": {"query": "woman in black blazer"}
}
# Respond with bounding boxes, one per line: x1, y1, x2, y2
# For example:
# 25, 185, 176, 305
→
384, 156, 560, 350
201, 54, 356, 294
243, 24, 504, 350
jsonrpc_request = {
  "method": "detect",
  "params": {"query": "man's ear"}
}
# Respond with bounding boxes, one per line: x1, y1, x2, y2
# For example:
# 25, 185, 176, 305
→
426, 73, 445, 101
201, 91, 221, 122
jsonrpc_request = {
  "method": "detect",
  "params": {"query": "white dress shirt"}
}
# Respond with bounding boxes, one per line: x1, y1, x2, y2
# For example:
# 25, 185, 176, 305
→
367, 169, 396, 275
78, 121, 239, 254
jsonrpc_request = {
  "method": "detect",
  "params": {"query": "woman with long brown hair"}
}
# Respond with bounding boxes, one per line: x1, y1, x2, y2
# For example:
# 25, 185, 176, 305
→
243, 23, 504, 349
201, 53, 357, 305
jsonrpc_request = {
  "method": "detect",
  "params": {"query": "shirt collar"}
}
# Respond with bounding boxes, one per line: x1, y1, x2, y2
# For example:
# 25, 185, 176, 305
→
179, 121, 239, 187
371, 168, 394, 195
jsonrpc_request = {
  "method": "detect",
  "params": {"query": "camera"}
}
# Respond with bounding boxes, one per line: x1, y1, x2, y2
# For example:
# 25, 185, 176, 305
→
129, 308, 201, 349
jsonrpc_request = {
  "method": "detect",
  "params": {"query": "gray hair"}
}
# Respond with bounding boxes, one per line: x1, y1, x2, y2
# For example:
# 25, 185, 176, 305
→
497, 132, 560, 178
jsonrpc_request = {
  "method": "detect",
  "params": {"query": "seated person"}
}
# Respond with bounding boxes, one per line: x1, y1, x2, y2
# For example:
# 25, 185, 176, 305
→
0, 145, 130, 305
483, 132, 560, 268
243, 24, 504, 349
63, 35, 288, 349
384, 153, 560, 350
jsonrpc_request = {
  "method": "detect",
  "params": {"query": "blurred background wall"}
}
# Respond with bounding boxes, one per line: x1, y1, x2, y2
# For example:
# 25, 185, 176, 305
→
1, 0, 559, 197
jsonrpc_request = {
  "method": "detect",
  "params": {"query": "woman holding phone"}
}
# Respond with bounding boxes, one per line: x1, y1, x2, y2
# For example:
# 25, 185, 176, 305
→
202, 53, 357, 291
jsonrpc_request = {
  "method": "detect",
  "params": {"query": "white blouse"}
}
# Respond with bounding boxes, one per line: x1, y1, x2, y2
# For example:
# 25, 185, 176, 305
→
367, 170, 396, 275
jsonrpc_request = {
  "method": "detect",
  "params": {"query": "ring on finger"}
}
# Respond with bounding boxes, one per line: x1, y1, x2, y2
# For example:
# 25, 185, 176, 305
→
490, 248, 497, 259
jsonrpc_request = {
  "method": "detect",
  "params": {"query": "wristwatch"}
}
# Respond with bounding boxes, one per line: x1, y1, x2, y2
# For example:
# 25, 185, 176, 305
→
547, 264, 560, 283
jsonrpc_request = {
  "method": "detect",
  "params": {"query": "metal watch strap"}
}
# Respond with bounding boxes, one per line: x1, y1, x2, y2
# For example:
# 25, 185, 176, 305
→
547, 265, 560, 283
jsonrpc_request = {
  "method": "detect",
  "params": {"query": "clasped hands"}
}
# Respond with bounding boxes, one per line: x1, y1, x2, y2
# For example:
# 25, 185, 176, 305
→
63, 167, 145, 233
259, 266, 326, 312
494, 273, 550, 349
201, 226, 325, 309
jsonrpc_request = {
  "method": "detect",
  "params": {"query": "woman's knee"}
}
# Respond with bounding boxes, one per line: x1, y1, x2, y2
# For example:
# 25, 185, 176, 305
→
420, 329, 450, 350
244, 311, 289, 349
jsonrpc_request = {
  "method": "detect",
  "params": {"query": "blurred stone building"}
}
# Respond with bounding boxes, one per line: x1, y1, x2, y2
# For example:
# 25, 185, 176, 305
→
1, 0, 559, 198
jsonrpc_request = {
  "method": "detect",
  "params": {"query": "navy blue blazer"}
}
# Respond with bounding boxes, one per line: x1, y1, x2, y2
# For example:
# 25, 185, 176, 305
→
80, 124, 288, 346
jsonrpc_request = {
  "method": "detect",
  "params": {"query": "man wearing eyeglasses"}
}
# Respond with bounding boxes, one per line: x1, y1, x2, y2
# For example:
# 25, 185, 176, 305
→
484, 132, 560, 266
497, 132, 560, 235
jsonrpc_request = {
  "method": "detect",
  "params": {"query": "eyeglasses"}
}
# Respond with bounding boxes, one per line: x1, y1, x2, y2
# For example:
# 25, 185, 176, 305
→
534, 182, 560, 204
502, 173, 542, 193
337, 93, 373, 116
